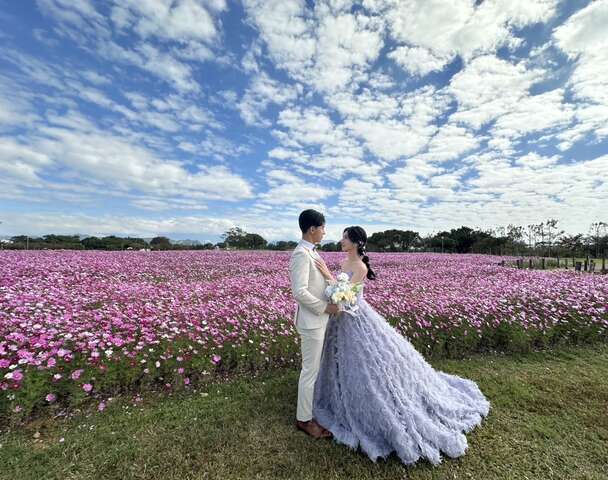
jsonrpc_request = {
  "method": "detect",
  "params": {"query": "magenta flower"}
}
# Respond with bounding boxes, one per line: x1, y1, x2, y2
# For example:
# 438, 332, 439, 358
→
82, 383, 93, 393
46, 393, 57, 403
0, 250, 606, 414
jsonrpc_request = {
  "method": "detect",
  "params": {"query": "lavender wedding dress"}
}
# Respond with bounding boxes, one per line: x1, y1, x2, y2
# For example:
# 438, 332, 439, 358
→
312, 271, 490, 466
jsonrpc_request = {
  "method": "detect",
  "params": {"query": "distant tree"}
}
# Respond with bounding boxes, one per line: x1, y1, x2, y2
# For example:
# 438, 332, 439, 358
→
243, 233, 267, 249
320, 241, 340, 252
82, 236, 106, 250
222, 227, 247, 248
41, 234, 83, 249
448, 226, 481, 253
558, 234, 584, 256
540, 219, 564, 256
150, 236, 172, 250
589, 221, 608, 257
368, 229, 421, 251
268, 240, 298, 250
221, 227, 267, 249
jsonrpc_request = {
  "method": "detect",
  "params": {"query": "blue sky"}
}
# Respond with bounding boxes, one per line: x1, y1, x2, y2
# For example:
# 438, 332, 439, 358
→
0, 0, 606, 242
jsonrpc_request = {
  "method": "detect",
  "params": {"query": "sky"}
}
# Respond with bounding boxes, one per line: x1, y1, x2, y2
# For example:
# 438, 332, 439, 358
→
0, 0, 606, 243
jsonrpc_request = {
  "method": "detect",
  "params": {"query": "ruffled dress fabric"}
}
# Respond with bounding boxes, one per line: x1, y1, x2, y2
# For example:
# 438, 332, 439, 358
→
312, 272, 491, 466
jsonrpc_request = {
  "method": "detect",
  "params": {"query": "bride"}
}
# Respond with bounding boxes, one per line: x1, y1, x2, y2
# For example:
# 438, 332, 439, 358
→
312, 226, 491, 466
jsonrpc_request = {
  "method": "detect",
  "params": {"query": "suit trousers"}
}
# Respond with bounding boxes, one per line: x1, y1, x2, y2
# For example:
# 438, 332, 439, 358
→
296, 324, 326, 421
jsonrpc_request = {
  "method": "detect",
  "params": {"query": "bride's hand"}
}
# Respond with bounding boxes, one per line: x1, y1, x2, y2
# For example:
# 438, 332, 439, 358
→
314, 257, 334, 281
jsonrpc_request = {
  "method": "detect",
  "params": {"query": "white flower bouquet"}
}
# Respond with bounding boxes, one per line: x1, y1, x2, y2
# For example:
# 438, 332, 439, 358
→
324, 272, 364, 314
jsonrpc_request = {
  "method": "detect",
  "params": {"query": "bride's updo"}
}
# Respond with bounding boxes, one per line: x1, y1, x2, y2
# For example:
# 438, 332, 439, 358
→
344, 226, 376, 280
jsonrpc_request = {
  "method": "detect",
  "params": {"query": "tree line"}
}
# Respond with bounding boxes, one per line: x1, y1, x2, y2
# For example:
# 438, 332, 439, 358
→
2, 220, 607, 257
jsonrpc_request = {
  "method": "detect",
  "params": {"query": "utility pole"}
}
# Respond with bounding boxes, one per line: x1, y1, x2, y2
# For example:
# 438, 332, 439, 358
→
441, 235, 444, 253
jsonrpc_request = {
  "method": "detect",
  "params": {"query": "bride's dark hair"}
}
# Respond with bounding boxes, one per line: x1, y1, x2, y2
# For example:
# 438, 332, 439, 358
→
343, 226, 376, 280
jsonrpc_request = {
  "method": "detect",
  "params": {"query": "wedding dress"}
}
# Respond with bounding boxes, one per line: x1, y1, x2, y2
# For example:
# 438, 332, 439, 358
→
312, 271, 490, 466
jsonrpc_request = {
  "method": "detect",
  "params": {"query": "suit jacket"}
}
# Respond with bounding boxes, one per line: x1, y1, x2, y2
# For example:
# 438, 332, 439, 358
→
288, 243, 329, 330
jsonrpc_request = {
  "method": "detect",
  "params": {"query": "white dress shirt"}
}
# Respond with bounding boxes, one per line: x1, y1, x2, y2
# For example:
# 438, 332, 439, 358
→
298, 238, 316, 249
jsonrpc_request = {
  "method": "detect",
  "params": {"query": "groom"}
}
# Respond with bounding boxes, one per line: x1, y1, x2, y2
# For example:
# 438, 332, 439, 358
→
289, 209, 339, 439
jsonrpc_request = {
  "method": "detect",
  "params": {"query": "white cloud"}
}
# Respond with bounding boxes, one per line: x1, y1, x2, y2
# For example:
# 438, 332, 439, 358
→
243, 0, 383, 93
177, 131, 253, 160
552, 0, 608, 145
258, 169, 334, 205
110, 0, 226, 45
380, 0, 558, 75
388, 46, 452, 77
0, 137, 52, 184
238, 72, 301, 127
0, 107, 254, 203
448, 55, 545, 130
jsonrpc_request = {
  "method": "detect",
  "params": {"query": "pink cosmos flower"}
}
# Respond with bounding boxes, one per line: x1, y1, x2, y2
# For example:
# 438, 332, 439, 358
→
82, 383, 93, 393
211, 355, 221, 365
71, 369, 84, 380
46, 393, 57, 402
98, 401, 106, 411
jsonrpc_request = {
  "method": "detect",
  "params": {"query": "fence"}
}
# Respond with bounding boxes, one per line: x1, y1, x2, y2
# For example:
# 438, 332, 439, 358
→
513, 256, 607, 273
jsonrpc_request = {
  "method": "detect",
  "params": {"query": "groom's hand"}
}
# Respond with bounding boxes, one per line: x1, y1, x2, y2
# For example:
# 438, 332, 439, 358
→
325, 303, 340, 315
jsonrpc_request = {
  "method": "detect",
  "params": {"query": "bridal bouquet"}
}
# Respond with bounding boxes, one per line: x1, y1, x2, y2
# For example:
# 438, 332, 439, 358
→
324, 272, 363, 314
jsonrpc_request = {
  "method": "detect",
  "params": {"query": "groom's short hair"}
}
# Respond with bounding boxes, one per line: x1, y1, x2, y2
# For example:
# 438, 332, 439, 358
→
299, 209, 325, 233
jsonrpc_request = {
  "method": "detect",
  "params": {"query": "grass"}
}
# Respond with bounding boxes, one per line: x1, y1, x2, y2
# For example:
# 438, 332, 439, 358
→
1, 343, 607, 480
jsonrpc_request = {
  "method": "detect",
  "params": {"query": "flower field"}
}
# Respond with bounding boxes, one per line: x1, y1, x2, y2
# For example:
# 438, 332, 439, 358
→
1, 250, 607, 421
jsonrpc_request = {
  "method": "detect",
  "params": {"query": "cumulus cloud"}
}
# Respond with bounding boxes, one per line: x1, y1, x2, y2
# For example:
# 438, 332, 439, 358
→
379, 0, 558, 75
243, 0, 383, 93
1, 0, 606, 239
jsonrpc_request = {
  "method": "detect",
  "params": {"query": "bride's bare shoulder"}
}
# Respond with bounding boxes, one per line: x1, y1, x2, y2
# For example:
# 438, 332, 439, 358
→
355, 259, 368, 273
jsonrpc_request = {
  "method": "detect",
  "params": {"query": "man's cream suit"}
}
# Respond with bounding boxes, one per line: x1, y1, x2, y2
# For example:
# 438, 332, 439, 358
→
289, 240, 329, 422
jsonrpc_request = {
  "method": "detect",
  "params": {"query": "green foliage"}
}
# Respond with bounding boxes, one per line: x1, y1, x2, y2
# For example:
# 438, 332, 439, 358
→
1, 344, 607, 479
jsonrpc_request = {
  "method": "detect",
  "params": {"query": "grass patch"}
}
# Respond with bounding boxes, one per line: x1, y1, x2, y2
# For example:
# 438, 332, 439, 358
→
1, 343, 607, 480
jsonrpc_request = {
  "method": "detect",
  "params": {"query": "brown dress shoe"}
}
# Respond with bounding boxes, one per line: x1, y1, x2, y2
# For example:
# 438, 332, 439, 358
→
311, 419, 333, 439
296, 419, 332, 439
